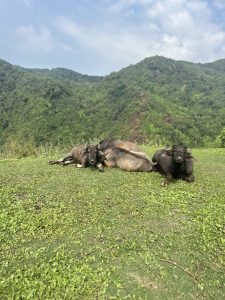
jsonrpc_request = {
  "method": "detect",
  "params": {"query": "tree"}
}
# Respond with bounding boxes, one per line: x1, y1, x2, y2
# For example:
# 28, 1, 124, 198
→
217, 128, 225, 147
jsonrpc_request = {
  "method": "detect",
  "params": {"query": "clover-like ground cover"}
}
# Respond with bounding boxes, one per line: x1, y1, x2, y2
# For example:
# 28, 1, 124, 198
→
0, 148, 225, 299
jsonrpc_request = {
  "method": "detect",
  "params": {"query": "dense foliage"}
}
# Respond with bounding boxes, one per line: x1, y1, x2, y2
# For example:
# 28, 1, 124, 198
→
217, 127, 225, 147
1, 56, 225, 149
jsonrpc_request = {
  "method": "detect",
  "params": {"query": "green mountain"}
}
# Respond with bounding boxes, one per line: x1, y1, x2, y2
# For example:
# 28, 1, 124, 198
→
0, 56, 225, 148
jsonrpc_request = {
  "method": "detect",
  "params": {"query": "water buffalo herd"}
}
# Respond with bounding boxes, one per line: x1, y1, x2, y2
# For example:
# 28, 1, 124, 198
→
49, 138, 194, 186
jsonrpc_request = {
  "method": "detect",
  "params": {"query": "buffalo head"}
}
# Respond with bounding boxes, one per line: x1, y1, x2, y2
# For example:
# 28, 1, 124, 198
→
81, 144, 105, 166
166, 145, 192, 164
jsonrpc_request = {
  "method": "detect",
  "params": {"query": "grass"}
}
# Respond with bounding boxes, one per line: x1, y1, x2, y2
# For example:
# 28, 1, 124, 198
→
0, 148, 225, 299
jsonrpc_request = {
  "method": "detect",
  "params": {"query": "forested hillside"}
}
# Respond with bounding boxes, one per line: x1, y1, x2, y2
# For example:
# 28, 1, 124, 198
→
1, 56, 225, 149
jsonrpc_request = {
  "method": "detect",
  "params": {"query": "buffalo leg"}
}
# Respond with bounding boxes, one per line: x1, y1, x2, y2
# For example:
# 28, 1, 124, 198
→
62, 158, 74, 166
161, 173, 173, 187
49, 158, 65, 165
184, 174, 194, 183
96, 163, 104, 172
77, 164, 84, 168
49, 153, 72, 165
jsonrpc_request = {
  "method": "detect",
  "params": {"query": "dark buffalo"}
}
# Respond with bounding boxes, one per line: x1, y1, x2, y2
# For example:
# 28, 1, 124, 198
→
152, 145, 194, 186
103, 147, 155, 172
49, 144, 105, 171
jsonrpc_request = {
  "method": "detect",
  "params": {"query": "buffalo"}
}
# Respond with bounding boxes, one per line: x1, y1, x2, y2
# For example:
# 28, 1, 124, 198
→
49, 144, 105, 171
152, 145, 194, 186
98, 138, 140, 153
98, 138, 155, 172
101, 147, 155, 172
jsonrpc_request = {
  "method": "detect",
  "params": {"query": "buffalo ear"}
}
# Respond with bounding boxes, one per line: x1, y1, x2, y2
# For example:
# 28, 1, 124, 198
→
165, 149, 172, 156
185, 148, 192, 158
187, 147, 191, 153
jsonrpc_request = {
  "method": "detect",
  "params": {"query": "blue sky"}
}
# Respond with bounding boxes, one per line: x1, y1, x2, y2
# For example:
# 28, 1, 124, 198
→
0, 0, 225, 75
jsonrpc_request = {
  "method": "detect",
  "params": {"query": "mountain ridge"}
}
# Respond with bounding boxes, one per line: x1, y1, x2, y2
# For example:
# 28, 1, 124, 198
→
2, 55, 225, 77
0, 56, 225, 148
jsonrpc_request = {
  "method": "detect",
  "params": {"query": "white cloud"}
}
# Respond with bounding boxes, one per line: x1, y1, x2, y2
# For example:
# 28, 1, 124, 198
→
58, 42, 75, 53
213, 0, 225, 9
57, 0, 225, 70
15, 24, 74, 54
16, 25, 54, 52
13, 0, 224, 74
107, 0, 153, 12
145, 0, 225, 62
122, 0, 152, 5
57, 17, 153, 66
57, 18, 82, 40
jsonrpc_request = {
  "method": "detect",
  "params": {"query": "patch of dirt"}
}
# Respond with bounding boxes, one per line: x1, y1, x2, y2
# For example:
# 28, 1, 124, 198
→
128, 272, 158, 290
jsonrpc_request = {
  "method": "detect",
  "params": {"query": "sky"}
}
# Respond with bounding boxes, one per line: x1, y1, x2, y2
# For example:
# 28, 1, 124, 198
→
0, 0, 225, 75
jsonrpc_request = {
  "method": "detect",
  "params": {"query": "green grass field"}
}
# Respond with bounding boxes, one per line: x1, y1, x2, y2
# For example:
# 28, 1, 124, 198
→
0, 148, 225, 299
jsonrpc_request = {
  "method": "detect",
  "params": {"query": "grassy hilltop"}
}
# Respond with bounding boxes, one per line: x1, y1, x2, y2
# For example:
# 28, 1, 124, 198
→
1, 56, 225, 149
1, 55, 225, 298
0, 148, 225, 299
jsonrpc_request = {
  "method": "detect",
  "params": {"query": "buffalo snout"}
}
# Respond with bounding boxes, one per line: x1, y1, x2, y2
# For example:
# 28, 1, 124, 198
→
175, 155, 184, 163
90, 159, 95, 165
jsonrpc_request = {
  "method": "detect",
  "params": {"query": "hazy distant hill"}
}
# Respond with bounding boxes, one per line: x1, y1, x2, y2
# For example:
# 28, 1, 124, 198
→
0, 56, 225, 148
